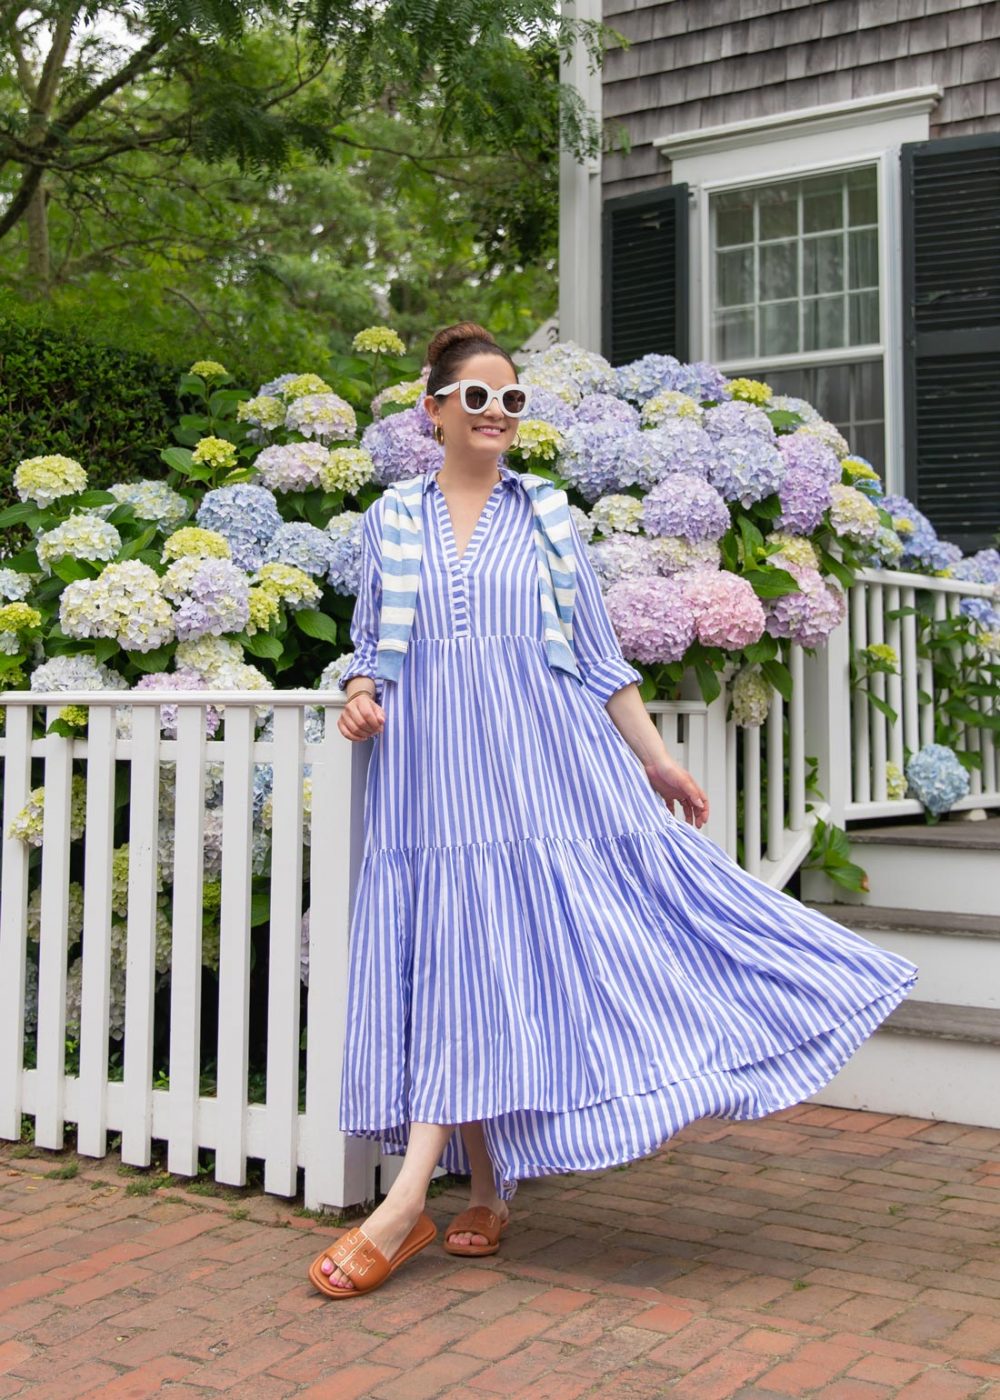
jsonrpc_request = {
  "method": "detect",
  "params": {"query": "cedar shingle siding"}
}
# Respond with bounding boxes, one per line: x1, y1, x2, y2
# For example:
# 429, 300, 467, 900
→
602, 0, 1000, 199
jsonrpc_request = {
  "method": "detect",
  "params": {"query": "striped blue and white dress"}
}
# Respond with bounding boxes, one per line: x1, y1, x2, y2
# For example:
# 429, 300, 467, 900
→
336, 462, 919, 1203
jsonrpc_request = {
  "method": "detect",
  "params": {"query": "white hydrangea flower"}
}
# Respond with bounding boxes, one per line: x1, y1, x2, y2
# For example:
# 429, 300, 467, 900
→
60, 561, 175, 652
591, 494, 645, 536
37, 515, 122, 574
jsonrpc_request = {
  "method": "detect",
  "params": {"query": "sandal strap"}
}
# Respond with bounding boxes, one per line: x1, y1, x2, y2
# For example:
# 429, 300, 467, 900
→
446, 1206, 504, 1242
326, 1225, 390, 1286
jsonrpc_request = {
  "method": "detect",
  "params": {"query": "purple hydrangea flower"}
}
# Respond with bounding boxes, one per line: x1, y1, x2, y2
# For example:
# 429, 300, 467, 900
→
950, 549, 1000, 586
778, 432, 842, 486
776, 467, 833, 534
575, 394, 641, 431
704, 401, 775, 442
631, 422, 716, 490
326, 513, 364, 595
361, 407, 443, 484
587, 533, 661, 589
523, 388, 577, 431
172, 558, 251, 640
764, 563, 847, 647
558, 421, 639, 501
958, 597, 1000, 630
709, 434, 785, 507
133, 669, 222, 737
603, 575, 698, 664
642, 475, 731, 542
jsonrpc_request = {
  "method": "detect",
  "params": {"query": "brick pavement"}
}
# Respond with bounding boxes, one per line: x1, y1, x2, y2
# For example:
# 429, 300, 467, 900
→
2, 1105, 1000, 1397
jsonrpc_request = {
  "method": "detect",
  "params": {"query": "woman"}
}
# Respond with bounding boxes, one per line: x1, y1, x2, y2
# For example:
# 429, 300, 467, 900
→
308, 322, 918, 1299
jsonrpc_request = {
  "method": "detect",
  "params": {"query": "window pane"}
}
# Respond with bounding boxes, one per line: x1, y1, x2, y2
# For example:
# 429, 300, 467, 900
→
715, 190, 754, 247
848, 228, 878, 289
803, 234, 844, 295
803, 294, 846, 351
714, 307, 755, 359
760, 301, 799, 356
849, 289, 880, 344
759, 240, 798, 301
812, 364, 852, 423
759, 185, 797, 240
802, 176, 843, 233
847, 166, 878, 225
716, 247, 754, 307
752, 359, 884, 471
709, 165, 879, 359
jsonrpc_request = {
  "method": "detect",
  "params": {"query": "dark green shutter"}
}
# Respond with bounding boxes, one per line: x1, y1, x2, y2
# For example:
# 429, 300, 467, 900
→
602, 185, 689, 367
901, 133, 1000, 552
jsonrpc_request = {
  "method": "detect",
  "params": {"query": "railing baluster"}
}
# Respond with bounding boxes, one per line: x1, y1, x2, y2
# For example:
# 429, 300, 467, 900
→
265, 705, 304, 1197
851, 583, 870, 804
901, 585, 920, 760
122, 705, 160, 1167
77, 705, 117, 1158
168, 704, 206, 1177
34, 706, 74, 1149
215, 705, 255, 1186
0, 705, 34, 1140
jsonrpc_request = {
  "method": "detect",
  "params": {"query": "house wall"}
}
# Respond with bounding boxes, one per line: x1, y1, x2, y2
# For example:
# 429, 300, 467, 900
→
602, 0, 1000, 199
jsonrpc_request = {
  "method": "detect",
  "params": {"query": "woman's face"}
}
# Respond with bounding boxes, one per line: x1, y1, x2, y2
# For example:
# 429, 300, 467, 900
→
425, 352, 520, 457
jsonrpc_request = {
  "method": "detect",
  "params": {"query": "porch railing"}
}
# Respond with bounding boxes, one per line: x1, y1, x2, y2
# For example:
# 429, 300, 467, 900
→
1, 566, 996, 1207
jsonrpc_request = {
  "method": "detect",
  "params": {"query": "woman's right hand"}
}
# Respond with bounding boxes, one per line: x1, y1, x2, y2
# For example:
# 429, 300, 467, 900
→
338, 691, 385, 742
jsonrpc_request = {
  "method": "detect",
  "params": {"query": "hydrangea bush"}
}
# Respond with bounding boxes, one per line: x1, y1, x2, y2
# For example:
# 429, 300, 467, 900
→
3, 331, 998, 1067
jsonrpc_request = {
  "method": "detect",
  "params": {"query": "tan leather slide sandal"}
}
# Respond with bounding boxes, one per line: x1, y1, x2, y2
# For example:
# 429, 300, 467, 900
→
308, 1211, 437, 1298
442, 1205, 510, 1256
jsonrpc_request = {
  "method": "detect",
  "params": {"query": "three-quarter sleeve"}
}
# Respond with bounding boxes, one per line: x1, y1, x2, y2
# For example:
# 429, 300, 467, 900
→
337, 500, 384, 704
568, 513, 644, 706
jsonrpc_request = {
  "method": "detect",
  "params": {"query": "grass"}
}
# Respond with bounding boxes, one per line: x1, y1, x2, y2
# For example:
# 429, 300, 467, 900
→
44, 1162, 79, 1180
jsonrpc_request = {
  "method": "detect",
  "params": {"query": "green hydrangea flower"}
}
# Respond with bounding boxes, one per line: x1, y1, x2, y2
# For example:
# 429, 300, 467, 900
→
352, 326, 406, 355
162, 526, 232, 562
237, 395, 286, 430
189, 360, 228, 378
508, 419, 563, 462
13, 454, 88, 506
0, 603, 42, 635
252, 562, 322, 609
885, 760, 908, 800
281, 373, 333, 401
318, 448, 375, 495
191, 437, 238, 472
640, 390, 703, 426
727, 377, 772, 406
246, 586, 280, 634
862, 642, 899, 668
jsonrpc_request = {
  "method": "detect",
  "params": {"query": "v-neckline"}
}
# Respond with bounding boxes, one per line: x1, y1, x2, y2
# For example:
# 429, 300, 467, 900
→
434, 479, 503, 569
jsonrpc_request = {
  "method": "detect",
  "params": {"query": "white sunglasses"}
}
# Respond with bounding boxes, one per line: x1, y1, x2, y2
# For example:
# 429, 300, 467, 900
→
433, 379, 533, 417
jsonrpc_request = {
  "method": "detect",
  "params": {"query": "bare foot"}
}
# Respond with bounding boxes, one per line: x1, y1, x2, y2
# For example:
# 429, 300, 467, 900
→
320, 1189, 425, 1292
446, 1193, 510, 1250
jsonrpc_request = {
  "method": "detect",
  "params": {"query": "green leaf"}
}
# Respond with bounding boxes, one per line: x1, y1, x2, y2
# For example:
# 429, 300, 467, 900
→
250, 891, 271, 926
208, 389, 246, 416
742, 566, 802, 598
741, 636, 778, 663
50, 557, 97, 584
737, 516, 765, 563
293, 609, 340, 643
161, 447, 194, 474
75, 490, 118, 507
761, 657, 793, 702
865, 692, 899, 725
118, 526, 159, 560
766, 409, 805, 431
816, 546, 855, 590
0, 502, 39, 527
93, 638, 120, 664
694, 659, 721, 705
125, 645, 175, 672
240, 631, 283, 660
178, 374, 207, 397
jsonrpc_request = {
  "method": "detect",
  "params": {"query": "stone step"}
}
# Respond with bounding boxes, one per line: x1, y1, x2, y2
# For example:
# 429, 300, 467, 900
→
807, 997, 1000, 1129
847, 813, 1000, 852
807, 902, 1000, 941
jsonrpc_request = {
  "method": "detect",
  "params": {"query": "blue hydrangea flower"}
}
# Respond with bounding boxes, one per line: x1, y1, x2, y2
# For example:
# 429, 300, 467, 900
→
777, 467, 833, 534
950, 549, 1000, 586
709, 434, 785, 507
575, 394, 640, 431
361, 407, 442, 484
262, 522, 333, 578
642, 475, 731, 542
326, 513, 364, 595
704, 401, 775, 442
631, 422, 716, 490
196, 484, 282, 571
521, 388, 576, 430
905, 742, 970, 816
558, 421, 638, 501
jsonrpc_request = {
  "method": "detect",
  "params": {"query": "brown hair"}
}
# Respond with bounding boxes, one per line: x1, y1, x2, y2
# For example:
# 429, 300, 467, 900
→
425, 321, 516, 397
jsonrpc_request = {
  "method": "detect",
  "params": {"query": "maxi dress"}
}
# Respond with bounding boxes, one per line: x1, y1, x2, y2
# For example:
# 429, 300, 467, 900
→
336, 462, 920, 1203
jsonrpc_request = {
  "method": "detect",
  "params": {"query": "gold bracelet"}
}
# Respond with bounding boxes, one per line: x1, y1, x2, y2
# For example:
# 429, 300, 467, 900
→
346, 686, 376, 703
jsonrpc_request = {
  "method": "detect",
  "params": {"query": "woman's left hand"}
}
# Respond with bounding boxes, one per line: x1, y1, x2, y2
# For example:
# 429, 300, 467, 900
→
644, 755, 710, 828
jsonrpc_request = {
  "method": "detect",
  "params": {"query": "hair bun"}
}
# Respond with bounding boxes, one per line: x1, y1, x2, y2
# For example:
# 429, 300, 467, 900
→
426, 321, 496, 367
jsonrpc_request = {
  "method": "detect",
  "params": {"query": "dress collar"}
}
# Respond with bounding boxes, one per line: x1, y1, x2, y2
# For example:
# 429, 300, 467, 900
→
422, 462, 522, 495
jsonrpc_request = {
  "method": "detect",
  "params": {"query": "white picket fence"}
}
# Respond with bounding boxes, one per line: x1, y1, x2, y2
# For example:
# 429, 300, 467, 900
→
1, 567, 996, 1208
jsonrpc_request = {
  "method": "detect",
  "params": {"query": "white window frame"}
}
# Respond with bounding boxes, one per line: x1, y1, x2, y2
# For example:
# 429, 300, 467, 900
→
656, 88, 942, 498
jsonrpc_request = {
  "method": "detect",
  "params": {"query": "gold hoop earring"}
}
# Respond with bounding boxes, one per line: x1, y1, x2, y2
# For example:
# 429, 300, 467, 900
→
511, 433, 522, 451
433, 424, 444, 446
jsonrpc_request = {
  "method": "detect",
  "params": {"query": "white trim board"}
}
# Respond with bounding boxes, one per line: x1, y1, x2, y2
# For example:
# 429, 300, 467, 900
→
654, 86, 943, 162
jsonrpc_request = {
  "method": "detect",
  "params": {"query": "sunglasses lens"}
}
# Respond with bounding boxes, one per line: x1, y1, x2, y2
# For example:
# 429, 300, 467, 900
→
502, 389, 527, 414
463, 384, 490, 411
